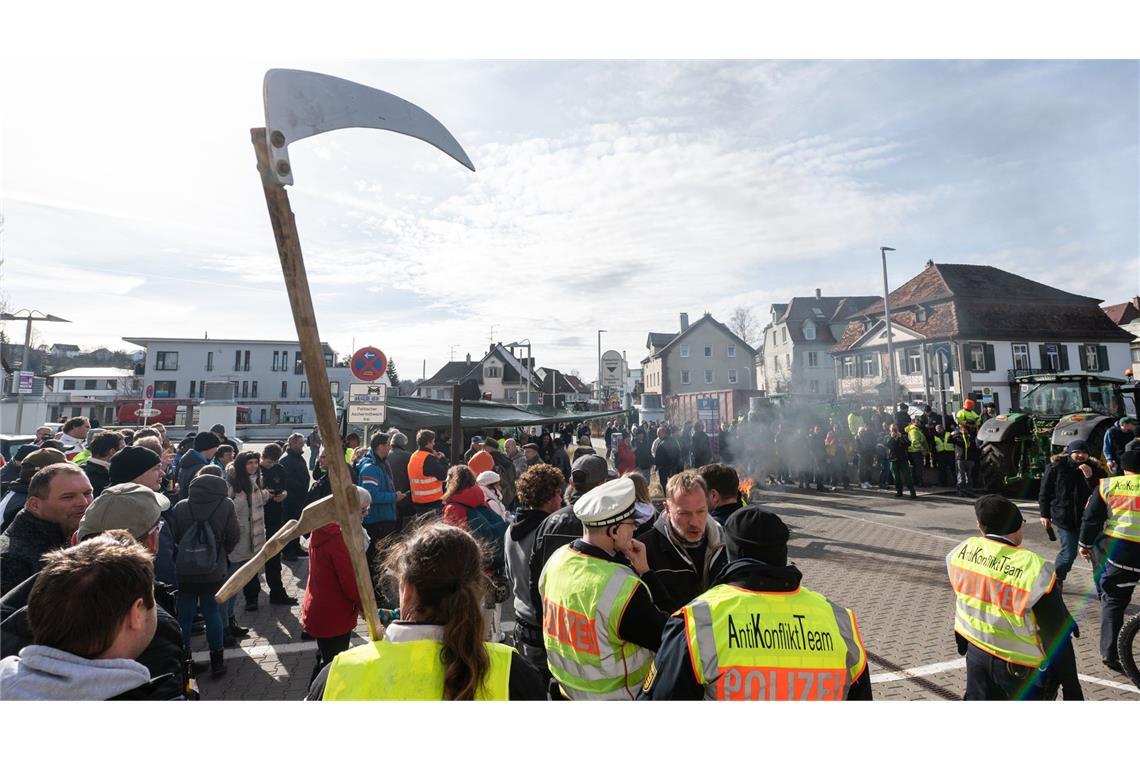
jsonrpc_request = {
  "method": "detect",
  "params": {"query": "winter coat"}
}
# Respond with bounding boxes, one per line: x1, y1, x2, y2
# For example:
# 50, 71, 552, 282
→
280, 449, 311, 514
480, 485, 508, 520
551, 447, 572, 481
1104, 421, 1138, 469
883, 435, 909, 463
949, 428, 977, 461
1038, 455, 1106, 530
386, 444, 414, 518
167, 475, 240, 589
228, 481, 269, 563
654, 436, 683, 475
504, 509, 547, 626
81, 459, 112, 497
442, 485, 507, 572
0, 510, 70, 596
690, 431, 712, 468
0, 483, 29, 534
356, 451, 397, 525
175, 450, 210, 501
300, 523, 361, 638
905, 424, 928, 453
640, 510, 727, 613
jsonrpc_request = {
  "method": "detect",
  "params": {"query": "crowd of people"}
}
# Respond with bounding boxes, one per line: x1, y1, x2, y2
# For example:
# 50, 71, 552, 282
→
0, 407, 1136, 701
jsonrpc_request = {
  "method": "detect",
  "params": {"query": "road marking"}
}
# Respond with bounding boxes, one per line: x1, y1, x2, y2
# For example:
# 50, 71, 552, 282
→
868, 656, 1139, 694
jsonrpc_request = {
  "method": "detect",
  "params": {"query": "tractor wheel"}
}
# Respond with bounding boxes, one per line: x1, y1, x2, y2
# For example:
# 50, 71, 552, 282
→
980, 440, 1022, 495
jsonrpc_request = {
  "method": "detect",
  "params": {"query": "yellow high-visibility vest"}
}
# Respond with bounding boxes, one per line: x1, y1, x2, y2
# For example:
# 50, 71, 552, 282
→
538, 545, 653, 700
946, 536, 1055, 667
323, 638, 513, 700
1098, 474, 1140, 544
680, 583, 867, 700
934, 433, 955, 453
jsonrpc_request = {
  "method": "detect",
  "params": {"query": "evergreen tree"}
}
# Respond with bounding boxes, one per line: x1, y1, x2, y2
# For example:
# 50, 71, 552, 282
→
386, 357, 399, 386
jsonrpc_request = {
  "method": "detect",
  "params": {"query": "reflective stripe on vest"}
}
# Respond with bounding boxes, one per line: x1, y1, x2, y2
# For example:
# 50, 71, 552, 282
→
322, 639, 513, 700
680, 584, 867, 701
946, 536, 1054, 667
1099, 475, 1140, 544
538, 546, 654, 700
408, 450, 444, 504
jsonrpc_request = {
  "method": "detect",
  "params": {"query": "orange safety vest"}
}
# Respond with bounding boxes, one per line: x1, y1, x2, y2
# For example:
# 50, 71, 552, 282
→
408, 449, 444, 504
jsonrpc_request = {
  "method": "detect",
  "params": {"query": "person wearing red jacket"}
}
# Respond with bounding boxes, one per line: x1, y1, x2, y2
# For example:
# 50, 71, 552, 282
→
615, 437, 637, 475
301, 478, 369, 686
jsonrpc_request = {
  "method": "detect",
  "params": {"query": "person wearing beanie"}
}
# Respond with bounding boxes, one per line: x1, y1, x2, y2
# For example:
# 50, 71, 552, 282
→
641, 507, 871, 701
1102, 416, 1138, 476
166, 473, 239, 677
1038, 439, 1107, 583
176, 432, 221, 501
538, 477, 667, 700
1079, 447, 1140, 673
948, 495, 1076, 700
108, 445, 177, 589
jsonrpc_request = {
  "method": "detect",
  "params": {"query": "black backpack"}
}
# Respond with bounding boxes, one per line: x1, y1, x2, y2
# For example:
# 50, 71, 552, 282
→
175, 504, 219, 577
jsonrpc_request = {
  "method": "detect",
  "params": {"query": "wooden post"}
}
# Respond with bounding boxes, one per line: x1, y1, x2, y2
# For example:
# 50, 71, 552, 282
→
451, 383, 462, 463
251, 128, 384, 642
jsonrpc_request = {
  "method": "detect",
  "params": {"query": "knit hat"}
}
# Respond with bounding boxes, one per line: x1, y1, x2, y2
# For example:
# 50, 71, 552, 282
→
77, 483, 168, 541
974, 494, 1024, 535
109, 445, 162, 485
468, 450, 494, 476
723, 507, 790, 566
476, 470, 501, 486
1121, 449, 1140, 473
12, 444, 39, 462
1065, 440, 1089, 454
193, 431, 221, 452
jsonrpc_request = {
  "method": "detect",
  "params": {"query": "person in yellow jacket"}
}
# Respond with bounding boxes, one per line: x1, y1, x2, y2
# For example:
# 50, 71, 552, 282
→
905, 416, 929, 489
641, 506, 871, 700
947, 495, 1076, 700
306, 521, 546, 700
955, 398, 980, 431
539, 476, 668, 700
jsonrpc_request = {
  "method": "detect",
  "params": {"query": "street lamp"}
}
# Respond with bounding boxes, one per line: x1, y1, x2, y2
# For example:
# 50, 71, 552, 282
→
597, 329, 607, 403
1, 309, 71, 433
504, 339, 533, 405
879, 246, 898, 412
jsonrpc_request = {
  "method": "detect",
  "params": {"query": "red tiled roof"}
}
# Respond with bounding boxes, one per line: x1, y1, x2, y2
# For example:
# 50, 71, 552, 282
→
1103, 298, 1140, 325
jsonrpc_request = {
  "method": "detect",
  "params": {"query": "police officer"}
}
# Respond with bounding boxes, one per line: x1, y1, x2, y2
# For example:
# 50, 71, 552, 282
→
1078, 448, 1140, 673
932, 423, 955, 487
948, 495, 1076, 700
641, 507, 871, 700
308, 522, 545, 700
538, 477, 667, 700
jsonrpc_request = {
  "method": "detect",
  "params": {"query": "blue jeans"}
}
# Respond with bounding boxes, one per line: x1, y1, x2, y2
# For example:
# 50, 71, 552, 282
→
1054, 526, 1079, 581
177, 587, 225, 653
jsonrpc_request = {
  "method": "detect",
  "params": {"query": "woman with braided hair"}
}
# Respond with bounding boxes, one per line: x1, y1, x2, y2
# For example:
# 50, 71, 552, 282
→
307, 521, 545, 700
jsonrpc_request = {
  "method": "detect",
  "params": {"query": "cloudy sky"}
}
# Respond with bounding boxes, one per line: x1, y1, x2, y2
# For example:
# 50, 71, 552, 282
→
3, 57, 1137, 382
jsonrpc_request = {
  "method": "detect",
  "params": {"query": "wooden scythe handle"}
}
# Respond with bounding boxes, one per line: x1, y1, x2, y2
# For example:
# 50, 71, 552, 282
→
250, 127, 384, 641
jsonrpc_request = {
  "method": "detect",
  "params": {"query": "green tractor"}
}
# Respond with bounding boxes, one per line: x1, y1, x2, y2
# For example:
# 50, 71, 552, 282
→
977, 373, 1135, 496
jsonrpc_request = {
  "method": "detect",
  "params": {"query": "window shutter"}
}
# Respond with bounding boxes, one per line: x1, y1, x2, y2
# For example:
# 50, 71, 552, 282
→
1078, 344, 1089, 371
983, 343, 995, 372
1096, 345, 1109, 371
1038, 344, 1049, 369
1058, 344, 1070, 371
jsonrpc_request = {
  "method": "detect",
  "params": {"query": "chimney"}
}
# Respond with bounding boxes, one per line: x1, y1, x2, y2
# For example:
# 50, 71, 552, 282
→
815, 288, 821, 299
680, 312, 689, 331
466, 353, 471, 362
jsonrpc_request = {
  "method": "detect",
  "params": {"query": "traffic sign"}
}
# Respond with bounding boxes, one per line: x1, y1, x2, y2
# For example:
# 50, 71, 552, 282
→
347, 382, 386, 425
145, 384, 154, 400
16, 371, 34, 394
351, 346, 387, 382
347, 405, 386, 424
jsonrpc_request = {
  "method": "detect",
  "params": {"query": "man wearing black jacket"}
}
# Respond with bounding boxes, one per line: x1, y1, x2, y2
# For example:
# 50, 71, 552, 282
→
653, 426, 683, 494
280, 434, 311, 560
258, 444, 294, 605
1038, 440, 1105, 583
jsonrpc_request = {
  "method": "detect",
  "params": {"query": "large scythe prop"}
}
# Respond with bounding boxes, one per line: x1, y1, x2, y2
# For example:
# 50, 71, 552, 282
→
223, 69, 474, 642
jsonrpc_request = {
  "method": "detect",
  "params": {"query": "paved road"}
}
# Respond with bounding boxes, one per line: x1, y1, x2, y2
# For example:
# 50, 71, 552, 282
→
200, 445, 1138, 700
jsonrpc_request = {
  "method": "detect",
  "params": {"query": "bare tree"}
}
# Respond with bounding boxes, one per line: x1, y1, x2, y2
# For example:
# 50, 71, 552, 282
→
728, 306, 759, 347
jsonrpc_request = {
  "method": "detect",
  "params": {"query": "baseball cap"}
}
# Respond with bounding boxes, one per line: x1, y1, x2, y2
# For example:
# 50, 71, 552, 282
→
19, 448, 67, 481
522, 443, 540, 452
573, 477, 637, 527
470, 435, 484, 445
77, 483, 168, 541
1121, 417, 1138, 425
571, 454, 609, 490
974, 494, 1024, 535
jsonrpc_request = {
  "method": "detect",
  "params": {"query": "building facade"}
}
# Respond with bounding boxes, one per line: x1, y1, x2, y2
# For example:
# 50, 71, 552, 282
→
759, 291, 879, 398
416, 344, 540, 403
640, 312, 757, 401
45, 367, 139, 424
124, 337, 359, 426
831, 263, 1134, 413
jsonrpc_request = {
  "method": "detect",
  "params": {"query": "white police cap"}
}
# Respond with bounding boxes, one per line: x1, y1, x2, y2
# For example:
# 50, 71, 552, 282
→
573, 477, 637, 527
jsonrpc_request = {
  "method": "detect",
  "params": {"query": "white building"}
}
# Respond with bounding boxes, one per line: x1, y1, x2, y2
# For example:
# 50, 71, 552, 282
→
832, 263, 1134, 413
124, 337, 361, 426
45, 367, 139, 424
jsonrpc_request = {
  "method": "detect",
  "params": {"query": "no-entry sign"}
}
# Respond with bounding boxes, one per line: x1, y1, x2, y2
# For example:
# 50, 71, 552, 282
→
351, 346, 387, 382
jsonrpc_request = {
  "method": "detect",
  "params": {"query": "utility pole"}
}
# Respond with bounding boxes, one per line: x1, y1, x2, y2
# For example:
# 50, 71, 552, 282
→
1, 309, 70, 433
880, 246, 898, 411
597, 329, 607, 403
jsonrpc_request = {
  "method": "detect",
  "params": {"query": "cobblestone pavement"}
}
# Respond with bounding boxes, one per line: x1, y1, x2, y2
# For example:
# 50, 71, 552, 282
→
199, 447, 1138, 700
